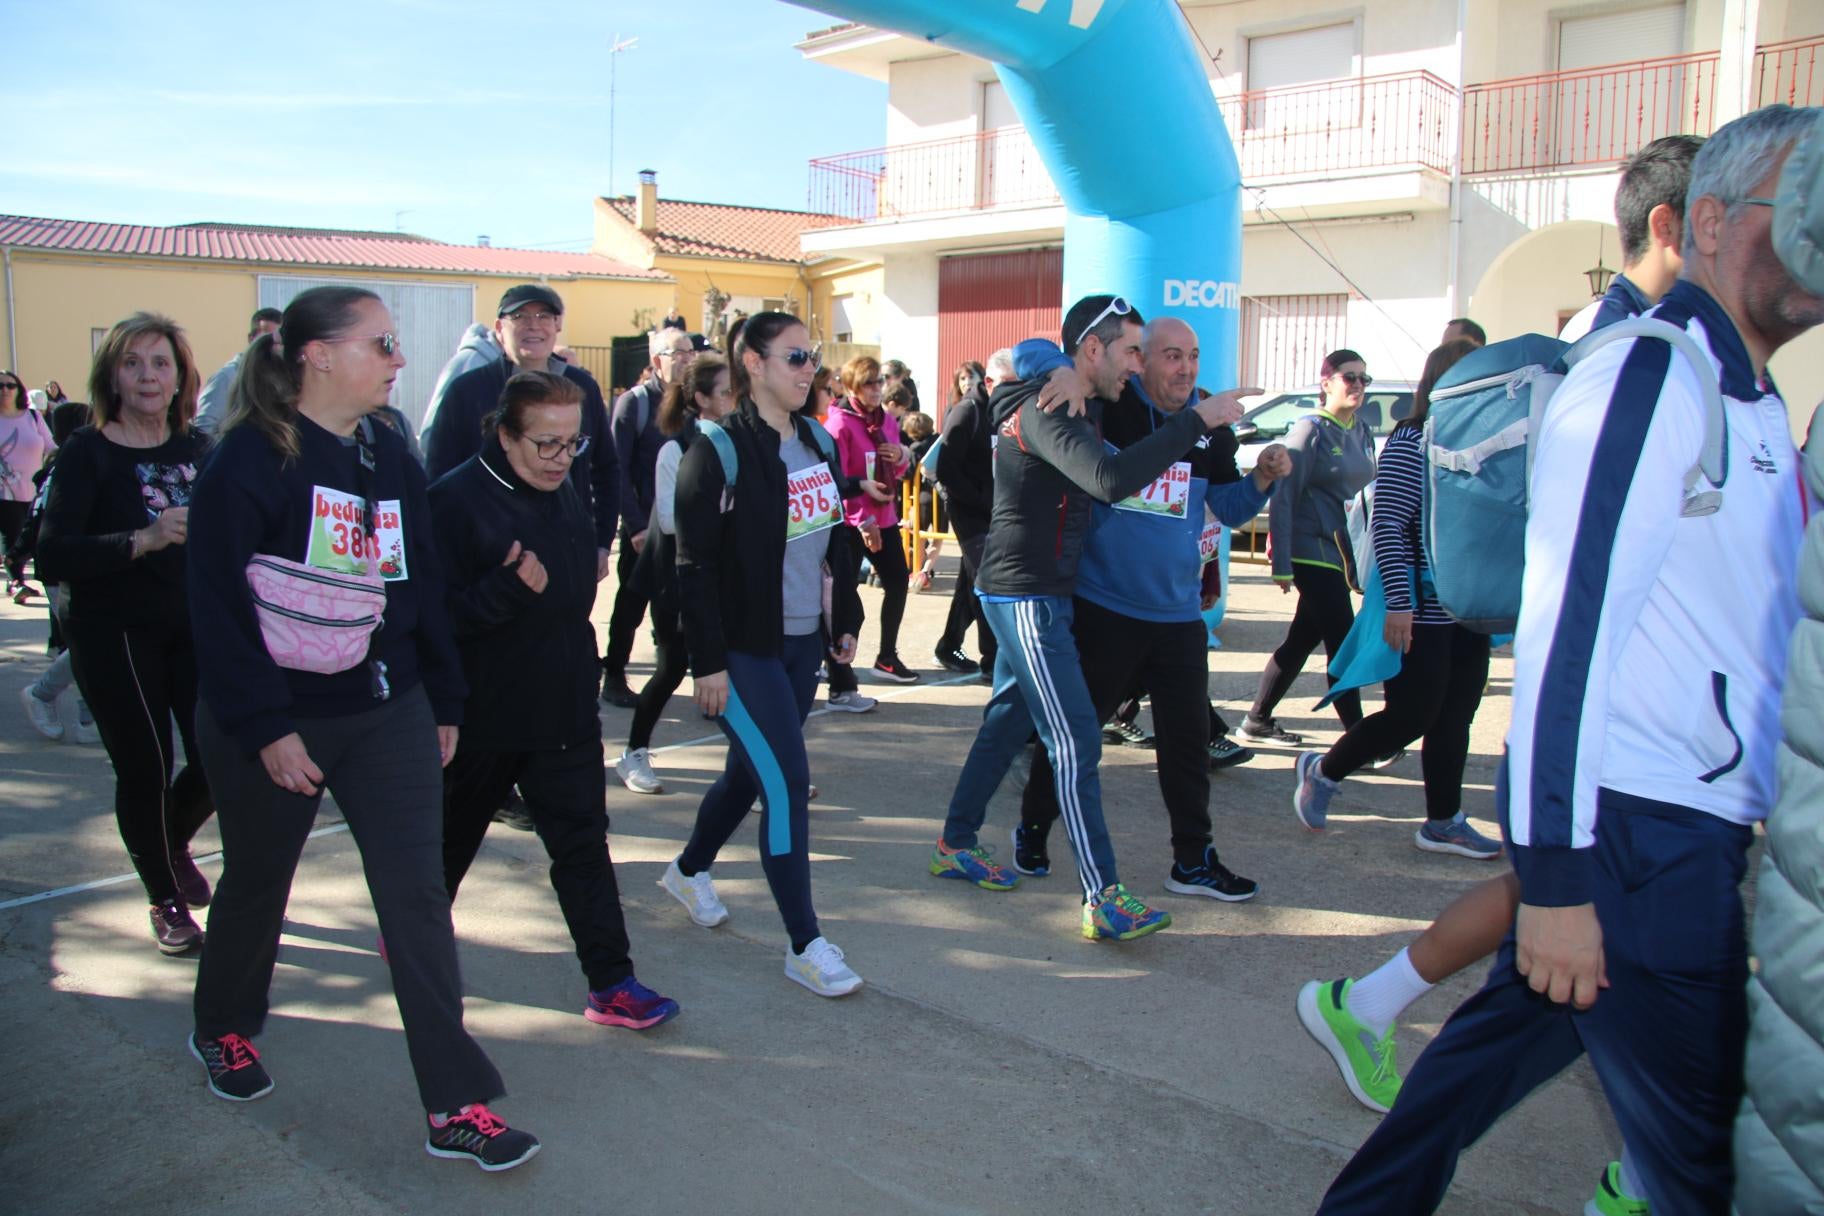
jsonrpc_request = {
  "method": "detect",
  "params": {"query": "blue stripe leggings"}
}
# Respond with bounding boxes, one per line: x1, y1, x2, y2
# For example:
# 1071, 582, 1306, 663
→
678, 633, 823, 948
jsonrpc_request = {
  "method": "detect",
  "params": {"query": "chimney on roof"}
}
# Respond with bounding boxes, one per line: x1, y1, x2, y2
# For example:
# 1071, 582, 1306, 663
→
637, 170, 658, 235
478, 235, 491, 247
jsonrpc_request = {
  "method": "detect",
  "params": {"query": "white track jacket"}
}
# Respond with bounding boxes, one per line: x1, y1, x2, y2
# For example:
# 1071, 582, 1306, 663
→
1503, 280, 1808, 907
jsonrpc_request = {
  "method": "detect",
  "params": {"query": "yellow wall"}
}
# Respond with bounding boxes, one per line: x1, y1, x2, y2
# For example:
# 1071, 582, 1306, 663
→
2, 251, 674, 396
653, 254, 808, 335
809, 261, 887, 345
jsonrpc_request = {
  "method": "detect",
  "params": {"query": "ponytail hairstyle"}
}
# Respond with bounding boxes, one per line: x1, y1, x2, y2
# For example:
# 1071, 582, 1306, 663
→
88, 312, 201, 432
731, 311, 803, 407
1405, 338, 1479, 428
1319, 348, 1366, 380
486, 370, 584, 436
224, 286, 379, 461
657, 353, 728, 437
725, 315, 751, 402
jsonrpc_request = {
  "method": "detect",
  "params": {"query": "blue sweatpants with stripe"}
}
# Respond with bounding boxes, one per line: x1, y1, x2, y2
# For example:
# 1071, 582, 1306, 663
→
1318, 788, 1750, 1216
942, 596, 1120, 901
678, 633, 823, 948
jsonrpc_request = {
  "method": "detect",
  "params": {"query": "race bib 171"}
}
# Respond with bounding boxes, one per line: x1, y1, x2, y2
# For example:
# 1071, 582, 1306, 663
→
1115, 461, 1191, 519
786, 464, 841, 543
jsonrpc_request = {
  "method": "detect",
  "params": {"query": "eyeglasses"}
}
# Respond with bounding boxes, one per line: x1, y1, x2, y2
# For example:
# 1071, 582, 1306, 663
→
1736, 197, 1776, 208
1073, 296, 1133, 350
327, 332, 399, 357
506, 309, 560, 326
517, 432, 590, 460
771, 347, 821, 370
0, 382, 19, 392
862, 377, 884, 388
1334, 371, 1373, 387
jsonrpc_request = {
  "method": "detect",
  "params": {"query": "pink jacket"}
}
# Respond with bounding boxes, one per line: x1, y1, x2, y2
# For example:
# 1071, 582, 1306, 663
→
825, 399, 905, 530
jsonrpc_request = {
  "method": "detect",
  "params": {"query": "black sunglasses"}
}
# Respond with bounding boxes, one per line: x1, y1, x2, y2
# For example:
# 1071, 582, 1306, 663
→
1335, 371, 1373, 387
327, 332, 399, 357
771, 347, 821, 370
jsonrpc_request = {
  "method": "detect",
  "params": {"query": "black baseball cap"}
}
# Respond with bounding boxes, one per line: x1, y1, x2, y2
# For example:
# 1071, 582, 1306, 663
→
498, 284, 564, 317
690, 333, 712, 351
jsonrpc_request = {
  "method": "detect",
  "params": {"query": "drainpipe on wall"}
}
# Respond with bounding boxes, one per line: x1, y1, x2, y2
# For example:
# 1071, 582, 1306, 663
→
3, 247, 15, 373
1446, 0, 1468, 321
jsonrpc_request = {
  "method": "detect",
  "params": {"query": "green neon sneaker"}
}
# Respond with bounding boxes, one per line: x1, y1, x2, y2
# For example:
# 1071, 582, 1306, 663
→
1081, 884, 1171, 941
1296, 978, 1402, 1113
1583, 1162, 1649, 1216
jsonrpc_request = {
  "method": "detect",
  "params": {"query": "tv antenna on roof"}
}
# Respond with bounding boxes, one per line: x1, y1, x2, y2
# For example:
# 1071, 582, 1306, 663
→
609, 34, 639, 198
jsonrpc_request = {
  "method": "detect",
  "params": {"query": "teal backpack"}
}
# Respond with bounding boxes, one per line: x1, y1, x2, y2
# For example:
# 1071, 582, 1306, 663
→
1422, 318, 1725, 634
697, 416, 840, 489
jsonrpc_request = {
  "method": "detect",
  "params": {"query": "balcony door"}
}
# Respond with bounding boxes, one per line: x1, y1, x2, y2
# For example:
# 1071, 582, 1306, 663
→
1553, 5, 1687, 167
1244, 22, 1359, 134
978, 80, 1049, 210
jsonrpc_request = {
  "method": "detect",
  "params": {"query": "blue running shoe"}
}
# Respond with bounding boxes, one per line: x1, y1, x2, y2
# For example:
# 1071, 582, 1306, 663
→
585, 975, 680, 1029
930, 843, 1018, 890
1293, 751, 1337, 831
1415, 813, 1503, 860
1082, 884, 1171, 941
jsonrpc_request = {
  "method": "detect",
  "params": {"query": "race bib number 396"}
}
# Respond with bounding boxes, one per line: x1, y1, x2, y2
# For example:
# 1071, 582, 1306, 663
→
1116, 461, 1191, 519
786, 464, 841, 543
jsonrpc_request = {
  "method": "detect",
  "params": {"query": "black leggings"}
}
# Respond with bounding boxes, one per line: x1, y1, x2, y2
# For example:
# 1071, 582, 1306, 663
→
628, 605, 690, 752
1251, 563, 1362, 727
1322, 623, 1490, 820
829, 524, 908, 691
0, 500, 28, 583
66, 615, 213, 904
936, 531, 995, 667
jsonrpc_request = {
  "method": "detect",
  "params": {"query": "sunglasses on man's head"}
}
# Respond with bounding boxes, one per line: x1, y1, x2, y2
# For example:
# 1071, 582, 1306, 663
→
1074, 296, 1133, 349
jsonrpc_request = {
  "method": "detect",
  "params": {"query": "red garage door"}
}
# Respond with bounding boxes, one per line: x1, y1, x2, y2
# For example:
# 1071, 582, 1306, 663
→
936, 247, 1063, 422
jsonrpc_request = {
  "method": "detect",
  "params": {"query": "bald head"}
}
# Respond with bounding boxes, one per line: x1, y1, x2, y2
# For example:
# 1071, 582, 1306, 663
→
1141, 317, 1200, 411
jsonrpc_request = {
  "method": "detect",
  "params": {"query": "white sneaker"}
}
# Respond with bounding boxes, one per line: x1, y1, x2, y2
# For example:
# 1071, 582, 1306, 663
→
74, 717, 100, 745
615, 748, 665, 795
19, 685, 63, 741
660, 858, 728, 927
825, 691, 877, 714
785, 937, 863, 997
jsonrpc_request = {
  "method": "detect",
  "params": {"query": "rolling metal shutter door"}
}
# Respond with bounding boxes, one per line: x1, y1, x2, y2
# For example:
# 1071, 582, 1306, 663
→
258, 275, 475, 430
936, 248, 1063, 423
1557, 6, 1683, 71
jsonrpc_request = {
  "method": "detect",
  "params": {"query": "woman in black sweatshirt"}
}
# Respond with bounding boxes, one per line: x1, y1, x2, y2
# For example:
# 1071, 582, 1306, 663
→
430, 369, 677, 1031
182, 286, 538, 1172
36, 313, 214, 955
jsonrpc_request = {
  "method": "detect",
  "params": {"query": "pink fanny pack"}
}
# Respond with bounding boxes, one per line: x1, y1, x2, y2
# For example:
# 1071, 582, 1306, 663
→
244, 555, 386, 675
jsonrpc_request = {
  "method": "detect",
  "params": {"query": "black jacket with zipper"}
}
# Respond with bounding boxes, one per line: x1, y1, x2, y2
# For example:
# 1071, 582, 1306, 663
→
936, 385, 994, 540
673, 402, 864, 679
428, 436, 602, 752
974, 375, 1210, 599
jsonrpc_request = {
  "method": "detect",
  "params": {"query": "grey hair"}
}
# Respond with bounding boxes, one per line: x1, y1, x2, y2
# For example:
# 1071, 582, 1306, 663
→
985, 348, 1016, 381
1683, 104, 1817, 258
649, 328, 691, 361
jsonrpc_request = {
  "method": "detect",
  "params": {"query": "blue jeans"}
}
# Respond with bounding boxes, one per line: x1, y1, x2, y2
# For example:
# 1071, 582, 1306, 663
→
679, 634, 823, 948
942, 596, 1119, 901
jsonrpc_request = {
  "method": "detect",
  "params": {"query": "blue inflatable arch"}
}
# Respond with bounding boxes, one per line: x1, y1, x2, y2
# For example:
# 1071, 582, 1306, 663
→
793, 0, 1244, 386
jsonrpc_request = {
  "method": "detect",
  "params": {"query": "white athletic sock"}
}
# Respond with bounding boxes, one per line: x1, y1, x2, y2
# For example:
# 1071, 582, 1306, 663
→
1618, 1146, 1647, 1201
1344, 946, 1433, 1038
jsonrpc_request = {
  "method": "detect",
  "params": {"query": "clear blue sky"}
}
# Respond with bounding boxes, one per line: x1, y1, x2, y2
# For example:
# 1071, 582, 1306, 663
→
4, 0, 885, 250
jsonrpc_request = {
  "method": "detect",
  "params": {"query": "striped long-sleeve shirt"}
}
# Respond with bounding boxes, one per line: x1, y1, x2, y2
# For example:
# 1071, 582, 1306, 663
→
1501, 279, 1808, 907
1369, 423, 1452, 624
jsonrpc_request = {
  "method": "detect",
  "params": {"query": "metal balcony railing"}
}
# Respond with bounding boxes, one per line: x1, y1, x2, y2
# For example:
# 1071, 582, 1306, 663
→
808, 38, 1824, 221
808, 71, 1458, 224
1462, 50, 1723, 175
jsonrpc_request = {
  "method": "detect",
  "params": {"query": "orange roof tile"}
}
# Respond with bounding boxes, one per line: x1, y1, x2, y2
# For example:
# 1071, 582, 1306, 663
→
603, 196, 830, 263
0, 214, 670, 281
